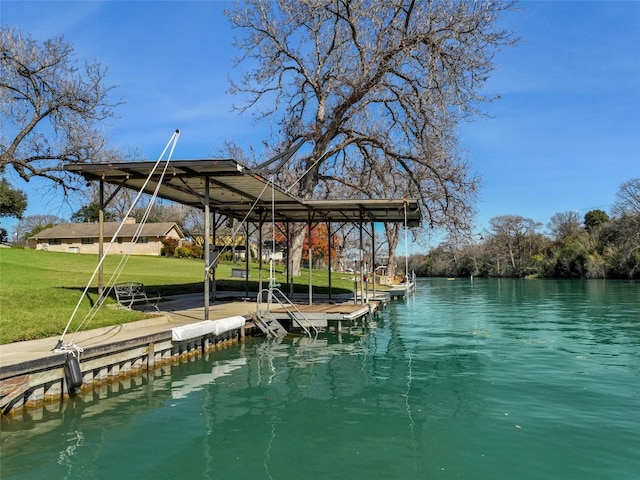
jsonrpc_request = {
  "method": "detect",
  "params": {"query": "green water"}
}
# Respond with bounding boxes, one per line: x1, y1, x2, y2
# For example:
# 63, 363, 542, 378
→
1, 279, 639, 479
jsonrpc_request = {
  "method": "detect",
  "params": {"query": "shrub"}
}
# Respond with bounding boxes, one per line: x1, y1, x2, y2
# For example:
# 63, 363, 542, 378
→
173, 242, 203, 259
190, 244, 203, 259
174, 246, 191, 258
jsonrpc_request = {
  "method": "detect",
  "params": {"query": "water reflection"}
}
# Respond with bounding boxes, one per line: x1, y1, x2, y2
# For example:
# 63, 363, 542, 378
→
1, 279, 639, 480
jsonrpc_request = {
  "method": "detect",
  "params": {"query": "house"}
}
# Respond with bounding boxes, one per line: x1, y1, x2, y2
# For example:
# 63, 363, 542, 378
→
30, 219, 184, 256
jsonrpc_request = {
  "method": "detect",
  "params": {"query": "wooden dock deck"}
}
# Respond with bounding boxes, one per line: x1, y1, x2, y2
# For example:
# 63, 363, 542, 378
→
382, 282, 415, 299
265, 301, 380, 331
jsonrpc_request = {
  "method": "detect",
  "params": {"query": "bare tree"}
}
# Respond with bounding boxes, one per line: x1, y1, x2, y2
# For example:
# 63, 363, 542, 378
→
336, 124, 477, 276
227, 0, 515, 274
15, 213, 66, 240
488, 215, 541, 275
608, 178, 640, 278
69, 146, 155, 224
612, 178, 640, 217
548, 211, 582, 241
0, 26, 119, 190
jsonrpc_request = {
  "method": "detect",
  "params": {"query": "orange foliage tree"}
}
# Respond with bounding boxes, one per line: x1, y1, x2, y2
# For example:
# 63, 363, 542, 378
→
270, 223, 341, 269
301, 223, 340, 268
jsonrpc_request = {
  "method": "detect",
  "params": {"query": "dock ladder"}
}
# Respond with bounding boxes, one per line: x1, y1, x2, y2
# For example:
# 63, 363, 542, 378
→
256, 283, 318, 340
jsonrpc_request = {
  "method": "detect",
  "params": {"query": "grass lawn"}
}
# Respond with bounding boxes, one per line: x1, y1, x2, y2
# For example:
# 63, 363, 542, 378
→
0, 248, 356, 344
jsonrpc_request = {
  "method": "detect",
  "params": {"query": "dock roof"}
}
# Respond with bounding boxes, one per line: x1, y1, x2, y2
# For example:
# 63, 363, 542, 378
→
66, 159, 421, 227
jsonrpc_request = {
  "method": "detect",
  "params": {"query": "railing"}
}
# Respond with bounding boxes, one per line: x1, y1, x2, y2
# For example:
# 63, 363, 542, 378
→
257, 285, 318, 340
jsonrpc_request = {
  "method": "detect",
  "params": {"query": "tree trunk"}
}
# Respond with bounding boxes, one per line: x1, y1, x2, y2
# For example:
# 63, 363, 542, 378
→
507, 243, 516, 270
384, 223, 400, 279
288, 223, 307, 277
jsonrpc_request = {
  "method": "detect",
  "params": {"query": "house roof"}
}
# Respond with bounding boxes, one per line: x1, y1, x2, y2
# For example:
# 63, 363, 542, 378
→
31, 222, 184, 240
65, 160, 421, 227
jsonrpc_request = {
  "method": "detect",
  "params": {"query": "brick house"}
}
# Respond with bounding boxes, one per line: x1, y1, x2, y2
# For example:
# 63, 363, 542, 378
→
30, 219, 184, 256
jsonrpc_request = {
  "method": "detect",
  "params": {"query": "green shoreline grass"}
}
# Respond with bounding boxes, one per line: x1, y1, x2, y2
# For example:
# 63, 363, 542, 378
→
0, 248, 356, 344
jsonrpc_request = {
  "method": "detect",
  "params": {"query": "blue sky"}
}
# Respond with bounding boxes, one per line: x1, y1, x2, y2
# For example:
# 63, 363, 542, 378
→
2, 1, 639, 245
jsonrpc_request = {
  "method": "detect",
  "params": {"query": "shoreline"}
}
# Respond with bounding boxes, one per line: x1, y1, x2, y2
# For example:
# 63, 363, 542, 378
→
0, 294, 258, 416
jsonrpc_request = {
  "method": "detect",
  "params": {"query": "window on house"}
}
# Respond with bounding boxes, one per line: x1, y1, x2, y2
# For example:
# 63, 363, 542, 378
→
49, 239, 61, 245
136, 237, 148, 244
81, 238, 94, 245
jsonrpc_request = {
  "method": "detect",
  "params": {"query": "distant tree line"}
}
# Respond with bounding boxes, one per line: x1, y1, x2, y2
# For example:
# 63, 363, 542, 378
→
404, 178, 640, 279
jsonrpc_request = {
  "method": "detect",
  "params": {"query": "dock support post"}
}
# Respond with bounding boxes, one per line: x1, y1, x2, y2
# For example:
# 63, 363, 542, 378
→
147, 342, 155, 369
44, 380, 63, 403
204, 177, 210, 320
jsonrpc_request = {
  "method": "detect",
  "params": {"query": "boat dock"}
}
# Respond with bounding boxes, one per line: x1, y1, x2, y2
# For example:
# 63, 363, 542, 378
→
0, 293, 382, 416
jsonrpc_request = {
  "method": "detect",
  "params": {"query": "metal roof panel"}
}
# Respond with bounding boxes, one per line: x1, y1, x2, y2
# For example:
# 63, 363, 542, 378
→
65, 160, 421, 226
